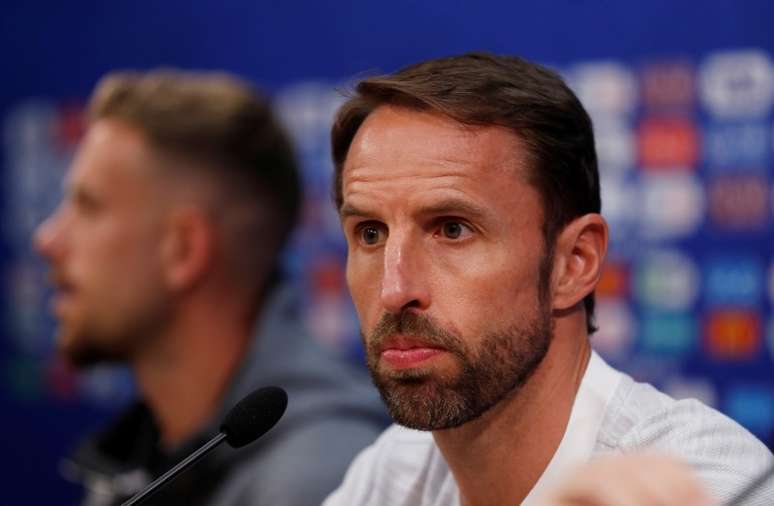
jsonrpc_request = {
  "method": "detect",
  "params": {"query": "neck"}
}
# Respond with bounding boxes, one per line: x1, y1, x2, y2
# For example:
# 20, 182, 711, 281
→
432, 316, 591, 506
131, 296, 256, 449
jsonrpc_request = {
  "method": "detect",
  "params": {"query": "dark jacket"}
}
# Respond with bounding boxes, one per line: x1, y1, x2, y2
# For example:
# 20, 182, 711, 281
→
63, 285, 388, 506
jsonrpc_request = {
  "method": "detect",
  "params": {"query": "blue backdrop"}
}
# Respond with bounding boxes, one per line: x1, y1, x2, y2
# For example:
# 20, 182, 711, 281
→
1, 1, 773, 503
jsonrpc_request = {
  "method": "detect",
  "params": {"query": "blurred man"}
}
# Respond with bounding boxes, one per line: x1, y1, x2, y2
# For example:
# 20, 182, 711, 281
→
324, 53, 774, 505
35, 70, 386, 506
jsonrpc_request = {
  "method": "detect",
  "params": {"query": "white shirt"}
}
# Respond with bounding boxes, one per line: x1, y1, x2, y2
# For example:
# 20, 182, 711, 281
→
323, 352, 774, 505
521, 351, 620, 503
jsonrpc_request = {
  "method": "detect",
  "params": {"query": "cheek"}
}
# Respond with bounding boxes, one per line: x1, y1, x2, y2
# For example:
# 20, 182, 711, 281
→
86, 223, 162, 286
99, 252, 167, 328
432, 243, 542, 326
345, 251, 383, 325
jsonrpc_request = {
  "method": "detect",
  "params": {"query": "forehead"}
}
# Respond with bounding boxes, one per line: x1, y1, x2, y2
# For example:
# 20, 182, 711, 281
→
68, 119, 160, 189
341, 105, 534, 210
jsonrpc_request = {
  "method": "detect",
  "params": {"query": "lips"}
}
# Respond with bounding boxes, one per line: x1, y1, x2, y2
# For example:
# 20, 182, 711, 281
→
52, 290, 76, 316
379, 336, 447, 369
48, 273, 77, 315
49, 270, 72, 290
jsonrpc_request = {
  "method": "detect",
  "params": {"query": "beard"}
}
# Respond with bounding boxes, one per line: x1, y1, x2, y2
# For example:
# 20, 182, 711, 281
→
363, 300, 553, 431
58, 329, 133, 369
56, 296, 168, 370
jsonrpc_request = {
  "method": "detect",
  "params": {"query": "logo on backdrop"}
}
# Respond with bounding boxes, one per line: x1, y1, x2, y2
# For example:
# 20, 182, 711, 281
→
568, 61, 638, 118
634, 249, 700, 311
639, 312, 696, 357
638, 174, 705, 240
705, 310, 761, 360
641, 61, 695, 111
707, 174, 769, 230
705, 122, 769, 168
638, 116, 700, 168
704, 255, 764, 307
725, 385, 774, 437
700, 49, 773, 119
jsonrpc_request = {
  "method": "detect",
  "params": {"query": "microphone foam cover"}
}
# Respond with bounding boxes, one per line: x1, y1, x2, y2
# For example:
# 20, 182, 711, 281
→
220, 386, 288, 449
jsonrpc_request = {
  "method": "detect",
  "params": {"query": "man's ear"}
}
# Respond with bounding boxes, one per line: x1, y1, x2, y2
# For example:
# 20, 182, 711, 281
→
550, 214, 608, 311
160, 206, 214, 292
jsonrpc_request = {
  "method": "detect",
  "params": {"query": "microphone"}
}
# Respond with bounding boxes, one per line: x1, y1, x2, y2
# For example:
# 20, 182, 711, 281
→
121, 386, 288, 506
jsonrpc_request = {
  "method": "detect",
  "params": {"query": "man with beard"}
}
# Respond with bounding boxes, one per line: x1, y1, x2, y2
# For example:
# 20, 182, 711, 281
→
323, 53, 774, 506
34, 70, 386, 506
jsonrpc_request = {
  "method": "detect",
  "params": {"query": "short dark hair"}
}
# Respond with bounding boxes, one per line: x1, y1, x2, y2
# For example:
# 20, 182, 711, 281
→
331, 52, 600, 334
90, 70, 301, 257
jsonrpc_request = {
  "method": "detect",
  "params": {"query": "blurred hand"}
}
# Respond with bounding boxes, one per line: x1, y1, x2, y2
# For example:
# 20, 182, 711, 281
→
535, 453, 716, 506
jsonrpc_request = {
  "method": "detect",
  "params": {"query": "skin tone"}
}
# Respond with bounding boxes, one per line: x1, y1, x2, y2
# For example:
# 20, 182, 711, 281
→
35, 119, 256, 447
340, 105, 609, 506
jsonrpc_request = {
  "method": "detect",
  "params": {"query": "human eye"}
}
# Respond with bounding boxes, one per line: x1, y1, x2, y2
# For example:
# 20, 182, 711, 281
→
71, 187, 102, 216
436, 219, 472, 241
356, 222, 386, 247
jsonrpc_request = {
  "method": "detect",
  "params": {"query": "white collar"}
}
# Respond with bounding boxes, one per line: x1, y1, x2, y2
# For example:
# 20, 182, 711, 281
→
521, 351, 622, 505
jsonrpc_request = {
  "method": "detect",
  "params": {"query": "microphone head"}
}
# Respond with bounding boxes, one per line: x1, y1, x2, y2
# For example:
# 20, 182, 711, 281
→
220, 386, 288, 449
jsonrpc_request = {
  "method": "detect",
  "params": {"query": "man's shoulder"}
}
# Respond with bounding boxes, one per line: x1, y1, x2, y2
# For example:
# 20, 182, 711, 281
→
198, 284, 390, 505
598, 375, 767, 454
596, 372, 774, 502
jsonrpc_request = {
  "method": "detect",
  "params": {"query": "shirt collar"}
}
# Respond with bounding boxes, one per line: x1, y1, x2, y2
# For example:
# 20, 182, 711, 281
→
522, 351, 622, 505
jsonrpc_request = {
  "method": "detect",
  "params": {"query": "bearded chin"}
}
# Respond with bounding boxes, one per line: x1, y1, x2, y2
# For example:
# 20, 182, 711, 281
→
63, 341, 128, 369
366, 311, 553, 431
56, 316, 152, 370
58, 329, 131, 370
372, 366, 487, 430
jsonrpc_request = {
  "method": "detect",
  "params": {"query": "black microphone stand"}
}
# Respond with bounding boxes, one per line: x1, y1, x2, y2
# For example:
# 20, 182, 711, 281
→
121, 432, 227, 506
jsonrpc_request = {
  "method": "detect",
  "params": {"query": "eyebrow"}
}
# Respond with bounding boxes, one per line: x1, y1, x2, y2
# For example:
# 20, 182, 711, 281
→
339, 203, 375, 220
339, 198, 489, 222
417, 198, 489, 221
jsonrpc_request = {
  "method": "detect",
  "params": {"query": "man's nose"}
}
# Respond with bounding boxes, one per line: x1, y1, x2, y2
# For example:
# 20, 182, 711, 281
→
33, 208, 66, 261
380, 232, 430, 315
